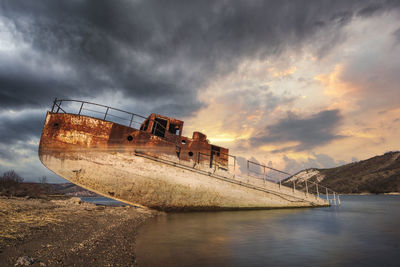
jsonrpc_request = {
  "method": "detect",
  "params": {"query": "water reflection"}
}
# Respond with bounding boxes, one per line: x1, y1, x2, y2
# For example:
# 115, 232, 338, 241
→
136, 196, 400, 266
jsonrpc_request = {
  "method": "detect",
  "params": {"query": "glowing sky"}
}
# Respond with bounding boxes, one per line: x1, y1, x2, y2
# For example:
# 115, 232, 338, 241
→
1, 1, 400, 182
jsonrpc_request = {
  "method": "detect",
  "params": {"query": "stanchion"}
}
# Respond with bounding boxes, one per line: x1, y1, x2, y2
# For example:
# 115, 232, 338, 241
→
326, 187, 329, 204
333, 192, 337, 206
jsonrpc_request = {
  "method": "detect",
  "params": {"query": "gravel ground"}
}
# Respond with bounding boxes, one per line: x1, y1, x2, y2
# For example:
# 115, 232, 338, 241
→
0, 197, 156, 266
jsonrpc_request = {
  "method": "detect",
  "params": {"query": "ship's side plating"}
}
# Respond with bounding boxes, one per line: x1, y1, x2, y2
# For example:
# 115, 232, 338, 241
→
39, 109, 328, 210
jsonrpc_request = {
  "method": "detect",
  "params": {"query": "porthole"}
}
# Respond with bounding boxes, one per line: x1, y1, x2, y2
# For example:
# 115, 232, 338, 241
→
53, 122, 59, 128
188, 151, 193, 157
127, 135, 133, 141
181, 140, 186, 145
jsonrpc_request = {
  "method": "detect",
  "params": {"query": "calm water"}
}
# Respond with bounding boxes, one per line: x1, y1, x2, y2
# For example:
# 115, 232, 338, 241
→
136, 195, 400, 267
80, 196, 125, 206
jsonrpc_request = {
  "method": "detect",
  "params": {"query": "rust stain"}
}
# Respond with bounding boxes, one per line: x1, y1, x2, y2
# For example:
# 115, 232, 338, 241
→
41, 112, 229, 168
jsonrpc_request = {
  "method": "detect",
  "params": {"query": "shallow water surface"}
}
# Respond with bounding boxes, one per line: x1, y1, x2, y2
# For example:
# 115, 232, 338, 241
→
136, 195, 400, 266
80, 196, 125, 206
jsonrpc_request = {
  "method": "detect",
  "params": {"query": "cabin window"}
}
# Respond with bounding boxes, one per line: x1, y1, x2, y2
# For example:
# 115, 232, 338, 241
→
127, 135, 133, 141
168, 123, 180, 135
188, 151, 193, 157
152, 118, 167, 138
210, 145, 221, 168
211, 145, 221, 155
181, 140, 186, 145
140, 119, 149, 131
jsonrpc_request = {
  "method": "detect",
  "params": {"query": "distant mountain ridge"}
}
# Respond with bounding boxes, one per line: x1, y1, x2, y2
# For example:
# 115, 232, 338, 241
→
283, 151, 400, 194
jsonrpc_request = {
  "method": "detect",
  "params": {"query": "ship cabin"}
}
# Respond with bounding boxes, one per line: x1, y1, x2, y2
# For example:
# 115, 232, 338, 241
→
139, 113, 229, 169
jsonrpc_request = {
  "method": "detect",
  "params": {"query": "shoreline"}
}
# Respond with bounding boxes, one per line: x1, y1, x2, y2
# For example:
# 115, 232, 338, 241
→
2, 193, 399, 266
339, 192, 400, 196
0, 197, 158, 266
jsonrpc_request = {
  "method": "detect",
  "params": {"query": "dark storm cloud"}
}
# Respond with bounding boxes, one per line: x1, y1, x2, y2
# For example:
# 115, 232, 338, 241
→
0, 145, 11, 160
1, 0, 398, 115
0, 111, 45, 145
250, 109, 344, 152
357, 3, 383, 17
1, 0, 399, 181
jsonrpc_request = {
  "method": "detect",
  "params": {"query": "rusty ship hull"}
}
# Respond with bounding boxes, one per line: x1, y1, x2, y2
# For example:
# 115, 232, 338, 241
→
39, 100, 331, 210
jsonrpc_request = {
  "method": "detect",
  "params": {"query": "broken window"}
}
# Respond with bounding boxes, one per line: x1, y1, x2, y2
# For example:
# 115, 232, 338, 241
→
211, 145, 221, 156
152, 118, 167, 138
168, 123, 180, 135
140, 119, 149, 131
210, 145, 221, 168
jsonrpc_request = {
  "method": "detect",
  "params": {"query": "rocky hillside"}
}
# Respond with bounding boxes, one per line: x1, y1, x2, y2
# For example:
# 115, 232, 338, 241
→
283, 151, 400, 194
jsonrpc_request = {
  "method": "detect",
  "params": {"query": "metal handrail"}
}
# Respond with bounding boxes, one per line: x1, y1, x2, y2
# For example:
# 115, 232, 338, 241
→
246, 159, 340, 205
51, 98, 147, 119
194, 153, 341, 206
50, 98, 170, 134
247, 160, 292, 176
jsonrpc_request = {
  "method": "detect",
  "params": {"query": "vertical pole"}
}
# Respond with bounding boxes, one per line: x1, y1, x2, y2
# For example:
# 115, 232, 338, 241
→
263, 166, 266, 184
233, 156, 236, 172
293, 181, 295, 193
247, 161, 249, 182
56, 100, 62, 113
51, 98, 57, 112
129, 114, 134, 128
338, 194, 341, 206
316, 183, 319, 198
279, 180, 281, 190
333, 192, 337, 206
326, 188, 329, 204
78, 102, 84, 115
104, 107, 109, 120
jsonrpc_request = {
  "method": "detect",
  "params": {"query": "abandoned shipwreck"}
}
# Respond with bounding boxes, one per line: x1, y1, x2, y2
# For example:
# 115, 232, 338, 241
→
39, 99, 338, 210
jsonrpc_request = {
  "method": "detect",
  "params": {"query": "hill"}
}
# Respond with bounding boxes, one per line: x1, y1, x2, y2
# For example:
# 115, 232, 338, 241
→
283, 151, 400, 194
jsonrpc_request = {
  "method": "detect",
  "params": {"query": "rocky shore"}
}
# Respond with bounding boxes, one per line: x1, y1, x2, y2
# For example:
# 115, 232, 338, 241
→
0, 197, 156, 266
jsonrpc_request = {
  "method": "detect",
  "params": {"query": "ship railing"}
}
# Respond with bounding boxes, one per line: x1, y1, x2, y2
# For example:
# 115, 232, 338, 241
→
196, 152, 236, 173
245, 160, 340, 206
51, 98, 148, 129
194, 150, 340, 206
247, 160, 291, 185
50, 98, 169, 137
287, 177, 341, 206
